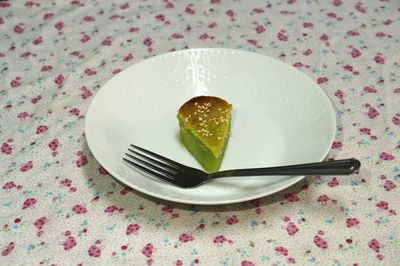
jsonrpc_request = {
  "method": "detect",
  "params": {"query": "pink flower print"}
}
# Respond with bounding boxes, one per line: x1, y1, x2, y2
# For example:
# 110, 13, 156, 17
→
31, 95, 42, 104
101, 36, 113, 46
287, 0, 296, 4
54, 74, 64, 86
126, 224, 140, 235
255, 25, 265, 34
161, 205, 174, 213
34, 217, 47, 230
346, 218, 360, 228
355, 2, 366, 13
104, 205, 119, 216
112, 69, 121, 75
367, 107, 379, 119
14, 24, 25, 33
314, 234, 328, 249
165, 1, 174, 8
83, 16, 95, 22
0, 18, 3, 25
343, 65, 353, 72
20, 161, 33, 172
277, 31, 288, 41
119, 187, 131, 195
211, 0, 220, 3
226, 215, 238, 225
208, 22, 217, 28
84, 68, 97, 76
383, 19, 392, 25
303, 22, 313, 28
317, 77, 328, 84
60, 178, 72, 187
334, 89, 344, 101
22, 198, 37, 209
303, 49, 312, 56
17, 112, 31, 121
120, 3, 129, 9
376, 201, 389, 211
62, 236, 76, 251
10, 77, 22, 87
275, 246, 288, 256
1, 242, 15, 256
98, 166, 109, 175
69, 108, 80, 116
241, 261, 255, 266
54, 21, 63, 30
225, 9, 235, 20
331, 141, 342, 149
179, 233, 194, 243
287, 257, 296, 264
284, 193, 299, 202
360, 127, 371, 135
317, 195, 330, 205
88, 245, 101, 257
351, 48, 361, 58
81, 86, 92, 99
383, 180, 396, 191
123, 53, 133, 62
3, 182, 16, 192
129, 27, 139, 33
155, 14, 165, 22
374, 54, 385, 64
142, 243, 154, 257
364, 86, 377, 93
286, 222, 299, 235
393, 114, 400, 126
185, 4, 195, 15
213, 235, 227, 246
333, 0, 342, 6
368, 239, 380, 253
43, 13, 53, 20
319, 33, 329, 42
171, 33, 184, 39
328, 177, 339, 187
76, 154, 88, 168
36, 125, 48, 134
0, 2, 10, 8
143, 37, 153, 47
72, 204, 87, 214
41, 65, 53, 72
380, 152, 394, 161
1, 142, 12, 154
32, 36, 43, 45
81, 33, 91, 43
48, 139, 59, 151
199, 33, 210, 40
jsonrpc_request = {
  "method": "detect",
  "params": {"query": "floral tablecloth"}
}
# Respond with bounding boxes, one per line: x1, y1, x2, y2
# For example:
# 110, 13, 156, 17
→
1, 0, 399, 265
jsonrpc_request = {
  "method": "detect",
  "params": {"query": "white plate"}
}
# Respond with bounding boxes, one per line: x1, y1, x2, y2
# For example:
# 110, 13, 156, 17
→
85, 48, 336, 205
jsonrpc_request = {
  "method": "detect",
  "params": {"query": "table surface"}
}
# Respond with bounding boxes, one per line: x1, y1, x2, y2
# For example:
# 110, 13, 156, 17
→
1, 0, 399, 265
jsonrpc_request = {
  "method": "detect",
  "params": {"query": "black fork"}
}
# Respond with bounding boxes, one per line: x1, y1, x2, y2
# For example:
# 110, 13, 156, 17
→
123, 145, 361, 188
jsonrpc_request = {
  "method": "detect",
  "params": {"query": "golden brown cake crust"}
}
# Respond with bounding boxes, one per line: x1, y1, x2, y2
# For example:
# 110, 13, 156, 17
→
178, 96, 232, 156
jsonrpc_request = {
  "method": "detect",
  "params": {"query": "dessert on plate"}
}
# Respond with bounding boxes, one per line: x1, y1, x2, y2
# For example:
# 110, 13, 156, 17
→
177, 96, 232, 172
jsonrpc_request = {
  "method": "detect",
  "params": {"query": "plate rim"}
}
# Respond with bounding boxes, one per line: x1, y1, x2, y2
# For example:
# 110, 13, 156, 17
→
85, 48, 336, 205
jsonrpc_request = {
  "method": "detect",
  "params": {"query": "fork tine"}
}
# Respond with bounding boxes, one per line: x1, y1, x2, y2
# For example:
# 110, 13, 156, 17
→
123, 158, 174, 183
125, 153, 176, 178
127, 148, 177, 171
130, 145, 180, 167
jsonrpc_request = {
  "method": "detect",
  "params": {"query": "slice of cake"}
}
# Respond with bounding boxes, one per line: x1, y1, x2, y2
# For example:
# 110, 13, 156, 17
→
177, 96, 232, 172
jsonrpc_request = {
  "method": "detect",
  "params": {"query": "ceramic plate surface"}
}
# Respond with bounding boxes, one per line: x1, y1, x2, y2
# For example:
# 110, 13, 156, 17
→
85, 48, 336, 205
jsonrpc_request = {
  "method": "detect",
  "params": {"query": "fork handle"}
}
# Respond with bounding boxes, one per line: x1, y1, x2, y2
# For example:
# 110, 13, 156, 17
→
210, 158, 361, 178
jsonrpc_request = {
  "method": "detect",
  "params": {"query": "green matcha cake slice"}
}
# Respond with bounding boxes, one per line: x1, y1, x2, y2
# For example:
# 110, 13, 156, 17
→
177, 96, 232, 172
